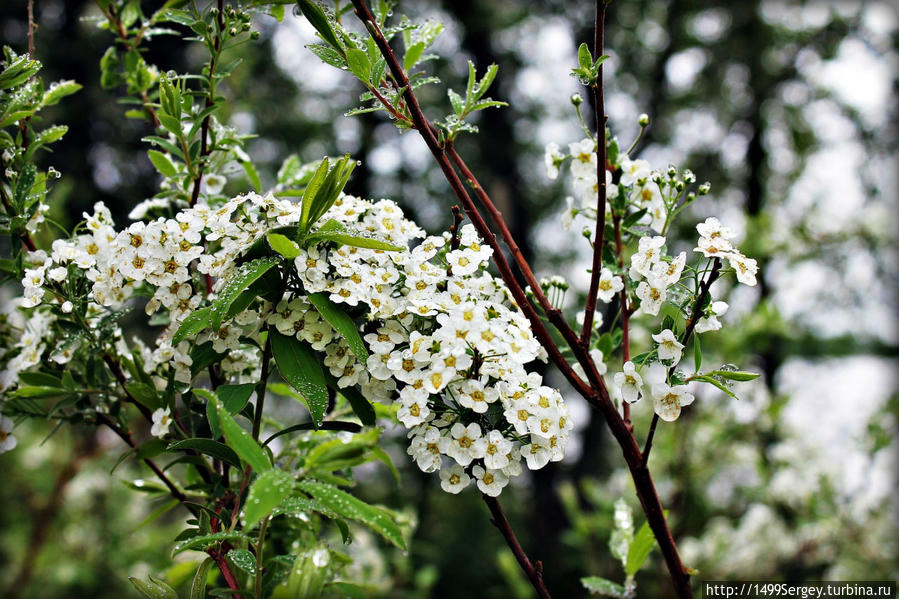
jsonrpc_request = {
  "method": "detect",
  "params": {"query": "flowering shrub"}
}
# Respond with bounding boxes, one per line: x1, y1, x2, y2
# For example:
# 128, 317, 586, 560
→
0, 1, 766, 598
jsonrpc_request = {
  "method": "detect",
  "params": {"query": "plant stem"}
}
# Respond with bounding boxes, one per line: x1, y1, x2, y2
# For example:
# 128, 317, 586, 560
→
254, 516, 270, 598
482, 494, 551, 599
643, 258, 722, 466
580, 0, 609, 346
614, 214, 632, 429
252, 331, 272, 441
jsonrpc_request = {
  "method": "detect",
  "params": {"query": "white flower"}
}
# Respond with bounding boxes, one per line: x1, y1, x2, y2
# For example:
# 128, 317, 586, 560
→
521, 438, 552, 470
408, 426, 443, 473
150, 407, 172, 438
695, 301, 729, 333
544, 142, 564, 180
0, 416, 17, 454
651, 383, 695, 422
652, 329, 684, 363
629, 235, 666, 280
614, 361, 643, 404
475, 430, 513, 470
696, 217, 733, 241
635, 275, 667, 316
619, 157, 651, 186
726, 252, 758, 286
440, 464, 471, 494
596, 268, 624, 303
650, 251, 686, 287
446, 422, 484, 466
472, 465, 509, 497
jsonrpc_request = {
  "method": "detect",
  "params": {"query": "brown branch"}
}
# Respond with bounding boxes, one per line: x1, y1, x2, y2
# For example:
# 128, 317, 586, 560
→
27, 0, 35, 58
614, 215, 632, 429
482, 494, 551, 599
643, 258, 722, 466
580, 0, 609, 346
190, 0, 226, 207
346, 2, 692, 595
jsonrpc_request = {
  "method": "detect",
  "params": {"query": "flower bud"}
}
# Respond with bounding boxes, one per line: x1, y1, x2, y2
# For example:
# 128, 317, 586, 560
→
570, 93, 583, 107
638, 113, 650, 127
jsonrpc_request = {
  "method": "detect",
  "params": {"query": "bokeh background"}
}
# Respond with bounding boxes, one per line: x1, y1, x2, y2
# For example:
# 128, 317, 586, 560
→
0, 1, 896, 597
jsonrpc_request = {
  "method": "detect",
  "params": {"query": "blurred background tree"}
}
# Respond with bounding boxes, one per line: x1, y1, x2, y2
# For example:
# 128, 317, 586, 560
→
0, 1, 896, 597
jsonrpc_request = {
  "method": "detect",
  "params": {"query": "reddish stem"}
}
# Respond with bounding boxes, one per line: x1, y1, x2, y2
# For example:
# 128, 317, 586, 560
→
580, 0, 609, 346
482, 495, 552, 599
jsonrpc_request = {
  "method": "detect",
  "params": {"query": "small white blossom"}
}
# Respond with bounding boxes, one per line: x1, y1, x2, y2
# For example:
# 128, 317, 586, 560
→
150, 407, 173, 438
614, 361, 643, 404
651, 383, 695, 422
652, 329, 684, 363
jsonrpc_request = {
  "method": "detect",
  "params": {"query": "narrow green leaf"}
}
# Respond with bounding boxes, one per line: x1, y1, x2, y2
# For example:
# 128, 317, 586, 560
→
212, 394, 271, 473
269, 331, 329, 426
210, 256, 280, 330
705, 370, 760, 382
173, 306, 212, 345
345, 48, 371, 82
267, 232, 301, 259
581, 576, 627, 597
307, 293, 367, 366
227, 549, 257, 575
369, 446, 400, 485
297, 481, 405, 549
217, 383, 256, 414
241, 160, 262, 193
625, 518, 658, 576
173, 531, 252, 555
304, 231, 403, 252
694, 334, 702, 371
128, 576, 179, 599
300, 158, 330, 232
189, 557, 216, 599
9, 386, 69, 399
578, 42, 592, 70
693, 375, 738, 399
243, 469, 295, 528
296, 0, 343, 52
147, 150, 178, 177
18, 372, 63, 388
167, 438, 241, 469
404, 42, 425, 72
447, 89, 464, 116
339, 385, 376, 426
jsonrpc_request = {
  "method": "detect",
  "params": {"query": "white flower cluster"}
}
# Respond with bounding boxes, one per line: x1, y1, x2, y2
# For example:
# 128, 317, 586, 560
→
545, 136, 758, 424
8, 184, 570, 493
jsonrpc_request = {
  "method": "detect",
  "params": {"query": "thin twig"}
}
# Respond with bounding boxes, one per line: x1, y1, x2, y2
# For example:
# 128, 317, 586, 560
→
642, 258, 722, 465
614, 215, 632, 429
482, 494, 552, 599
190, 0, 226, 207
27, 0, 35, 58
580, 0, 609, 346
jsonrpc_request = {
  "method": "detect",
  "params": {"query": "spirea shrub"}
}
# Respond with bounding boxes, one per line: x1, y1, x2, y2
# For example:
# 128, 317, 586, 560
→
0, 1, 762, 597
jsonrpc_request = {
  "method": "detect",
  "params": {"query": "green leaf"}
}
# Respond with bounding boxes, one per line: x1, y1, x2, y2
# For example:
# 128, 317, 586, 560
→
578, 42, 592, 70
304, 230, 403, 252
626, 518, 658, 577
296, 0, 343, 52
18, 372, 63, 388
447, 89, 464, 116
167, 438, 241, 469
42, 80, 81, 106
9, 386, 69, 399
297, 481, 405, 549
242, 160, 262, 193
284, 544, 331, 598
189, 557, 215, 599
581, 576, 627, 598
705, 370, 760, 382
267, 232, 301, 259
693, 334, 702, 371
172, 306, 212, 345
404, 42, 425, 72
243, 469, 295, 528
338, 385, 376, 426
217, 383, 256, 414
125, 382, 164, 411
128, 576, 179, 599
345, 48, 371, 82
307, 293, 367, 366
211, 394, 271, 473
227, 549, 257, 575
173, 531, 252, 555
210, 256, 280, 330
693, 375, 738, 399
300, 158, 330, 232
269, 331, 328, 427
147, 149, 178, 177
